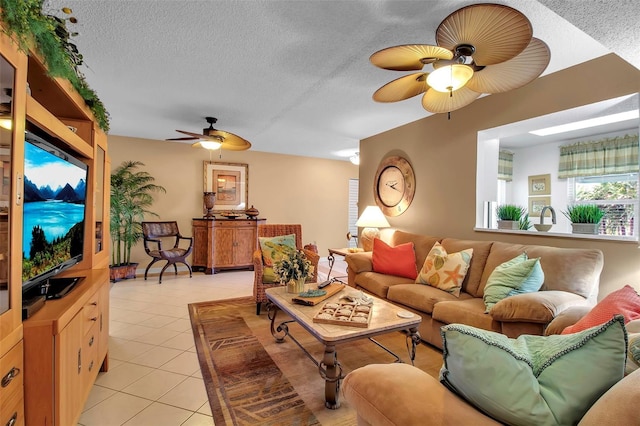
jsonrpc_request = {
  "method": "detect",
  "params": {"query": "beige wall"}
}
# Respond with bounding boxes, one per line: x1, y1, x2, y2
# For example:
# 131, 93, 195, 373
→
109, 136, 358, 266
358, 54, 640, 299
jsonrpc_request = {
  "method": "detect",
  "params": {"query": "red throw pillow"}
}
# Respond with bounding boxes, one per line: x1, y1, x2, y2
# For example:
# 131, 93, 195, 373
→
562, 285, 640, 334
372, 238, 417, 280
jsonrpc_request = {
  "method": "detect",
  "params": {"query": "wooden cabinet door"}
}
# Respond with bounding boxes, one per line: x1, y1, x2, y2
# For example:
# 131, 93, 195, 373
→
234, 227, 256, 265
57, 312, 84, 426
98, 282, 109, 370
213, 228, 234, 267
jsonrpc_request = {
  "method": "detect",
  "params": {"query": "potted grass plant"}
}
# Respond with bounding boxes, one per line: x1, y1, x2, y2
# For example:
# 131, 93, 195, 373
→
110, 161, 165, 282
562, 204, 604, 235
496, 204, 526, 230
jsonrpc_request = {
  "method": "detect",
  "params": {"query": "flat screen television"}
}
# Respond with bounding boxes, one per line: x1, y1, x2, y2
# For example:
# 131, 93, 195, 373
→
22, 125, 89, 300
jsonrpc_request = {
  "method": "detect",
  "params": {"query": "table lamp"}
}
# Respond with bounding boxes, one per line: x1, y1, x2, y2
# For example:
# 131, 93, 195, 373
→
355, 206, 390, 252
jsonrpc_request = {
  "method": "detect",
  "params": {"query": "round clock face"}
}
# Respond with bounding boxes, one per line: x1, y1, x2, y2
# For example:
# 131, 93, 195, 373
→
373, 156, 416, 217
378, 166, 405, 207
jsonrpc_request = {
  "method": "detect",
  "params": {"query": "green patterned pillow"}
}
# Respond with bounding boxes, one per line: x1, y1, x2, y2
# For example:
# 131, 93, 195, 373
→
259, 234, 296, 267
440, 316, 627, 426
483, 253, 544, 313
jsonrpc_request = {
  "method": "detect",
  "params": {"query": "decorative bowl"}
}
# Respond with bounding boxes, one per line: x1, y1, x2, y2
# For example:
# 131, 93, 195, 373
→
534, 224, 552, 232
221, 212, 242, 219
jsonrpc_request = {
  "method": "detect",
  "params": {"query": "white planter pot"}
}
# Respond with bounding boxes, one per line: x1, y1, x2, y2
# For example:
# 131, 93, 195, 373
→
571, 223, 599, 234
497, 220, 519, 230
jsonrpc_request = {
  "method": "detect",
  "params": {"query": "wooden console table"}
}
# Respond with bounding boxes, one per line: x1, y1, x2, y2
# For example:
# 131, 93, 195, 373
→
192, 218, 266, 274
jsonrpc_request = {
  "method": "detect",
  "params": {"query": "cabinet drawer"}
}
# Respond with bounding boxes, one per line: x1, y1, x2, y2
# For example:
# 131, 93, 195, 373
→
82, 298, 100, 336
0, 386, 24, 426
216, 220, 253, 228
0, 341, 23, 405
82, 324, 100, 387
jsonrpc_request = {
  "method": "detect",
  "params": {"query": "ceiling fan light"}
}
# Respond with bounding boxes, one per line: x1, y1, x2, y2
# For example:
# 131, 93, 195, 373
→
194, 140, 222, 150
427, 64, 473, 93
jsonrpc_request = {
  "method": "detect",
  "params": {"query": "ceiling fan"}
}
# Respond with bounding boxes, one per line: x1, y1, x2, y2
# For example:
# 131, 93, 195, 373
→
370, 3, 550, 116
167, 116, 251, 151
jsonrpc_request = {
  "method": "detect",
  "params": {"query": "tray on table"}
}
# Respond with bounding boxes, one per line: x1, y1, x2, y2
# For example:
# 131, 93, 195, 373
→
291, 282, 345, 306
312, 301, 373, 328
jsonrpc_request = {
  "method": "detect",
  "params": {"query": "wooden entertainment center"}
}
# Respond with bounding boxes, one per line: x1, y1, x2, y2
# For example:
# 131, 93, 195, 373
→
0, 26, 110, 426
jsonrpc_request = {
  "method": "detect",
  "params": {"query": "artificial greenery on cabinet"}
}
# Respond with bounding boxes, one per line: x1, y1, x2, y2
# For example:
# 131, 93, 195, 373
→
0, 0, 110, 130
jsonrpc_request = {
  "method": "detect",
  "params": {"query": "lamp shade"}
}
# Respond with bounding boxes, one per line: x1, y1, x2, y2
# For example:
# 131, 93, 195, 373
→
356, 206, 390, 228
427, 64, 473, 93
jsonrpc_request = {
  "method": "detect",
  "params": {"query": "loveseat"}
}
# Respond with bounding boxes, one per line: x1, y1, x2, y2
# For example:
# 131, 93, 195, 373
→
345, 230, 604, 348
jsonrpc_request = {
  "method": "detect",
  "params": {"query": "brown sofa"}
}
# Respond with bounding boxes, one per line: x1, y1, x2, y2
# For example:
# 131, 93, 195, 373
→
343, 362, 640, 426
345, 230, 604, 348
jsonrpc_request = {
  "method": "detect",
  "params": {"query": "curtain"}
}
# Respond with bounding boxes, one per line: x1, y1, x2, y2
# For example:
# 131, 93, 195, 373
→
558, 134, 639, 178
498, 150, 513, 181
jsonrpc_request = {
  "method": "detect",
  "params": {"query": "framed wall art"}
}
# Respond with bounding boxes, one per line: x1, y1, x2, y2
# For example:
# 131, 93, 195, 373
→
528, 174, 551, 196
529, 196, 552, 218
203, 161, 248, 211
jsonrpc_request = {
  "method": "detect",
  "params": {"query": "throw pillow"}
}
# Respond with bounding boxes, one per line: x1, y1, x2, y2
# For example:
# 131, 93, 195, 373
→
440, 316, 627, 426
483, 253, 544, 313
259, 234, 296, 267
562, 284, 640, 334
415, 242, 473, 297
371, 238, 417, 280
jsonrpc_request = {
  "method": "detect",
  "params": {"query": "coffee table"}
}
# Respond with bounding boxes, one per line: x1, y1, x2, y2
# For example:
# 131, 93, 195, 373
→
265, 285, 421, 409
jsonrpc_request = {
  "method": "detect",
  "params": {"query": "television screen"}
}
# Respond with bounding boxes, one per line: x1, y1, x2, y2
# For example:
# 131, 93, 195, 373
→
22, 129, 88, 295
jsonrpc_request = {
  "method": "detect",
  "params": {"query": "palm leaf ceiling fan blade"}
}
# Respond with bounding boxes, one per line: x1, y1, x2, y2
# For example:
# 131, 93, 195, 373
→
373, 73, 429, 102
370, 45, 453, 71
170, 117, 252, 151
436, 3, 532, 66
421, 86, 481, 114
466, 38, 551, 93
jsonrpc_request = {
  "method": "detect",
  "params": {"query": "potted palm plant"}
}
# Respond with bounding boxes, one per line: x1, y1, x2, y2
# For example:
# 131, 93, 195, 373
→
563, 204, 604, 235
110, 161, 165, 282
496, 204, 526, 230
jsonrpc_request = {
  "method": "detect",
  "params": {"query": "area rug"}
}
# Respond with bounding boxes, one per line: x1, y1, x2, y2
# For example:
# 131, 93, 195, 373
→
189, 296, 443, 425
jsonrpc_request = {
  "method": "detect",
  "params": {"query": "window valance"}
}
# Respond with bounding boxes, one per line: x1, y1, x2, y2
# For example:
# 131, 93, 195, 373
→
498, 150, 513, 182
558, 134, 639, 178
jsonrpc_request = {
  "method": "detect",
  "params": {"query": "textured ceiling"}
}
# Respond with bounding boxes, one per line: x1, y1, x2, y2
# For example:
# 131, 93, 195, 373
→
43, 0, 634, 161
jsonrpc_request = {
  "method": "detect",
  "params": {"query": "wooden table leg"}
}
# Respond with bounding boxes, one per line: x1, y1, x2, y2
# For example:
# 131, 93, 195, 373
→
320, 344, 342, 409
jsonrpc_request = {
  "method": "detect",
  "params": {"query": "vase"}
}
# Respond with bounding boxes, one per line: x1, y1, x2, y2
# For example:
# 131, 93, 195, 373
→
203, 192, 216, 218
286, 278, 306, 294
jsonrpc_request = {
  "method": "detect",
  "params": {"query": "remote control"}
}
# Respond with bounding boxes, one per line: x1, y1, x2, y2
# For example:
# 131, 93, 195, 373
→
317, 279, 332, 289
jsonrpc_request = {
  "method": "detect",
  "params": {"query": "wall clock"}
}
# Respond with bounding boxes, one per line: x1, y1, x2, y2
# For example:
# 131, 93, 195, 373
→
374, 156, 416, 216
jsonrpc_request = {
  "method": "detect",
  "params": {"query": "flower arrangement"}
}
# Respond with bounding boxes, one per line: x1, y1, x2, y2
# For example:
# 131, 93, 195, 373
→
273, 248, 314, 283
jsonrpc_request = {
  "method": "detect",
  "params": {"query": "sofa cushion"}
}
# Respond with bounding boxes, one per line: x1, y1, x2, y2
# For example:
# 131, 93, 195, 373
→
440, 316, 627, 426
416, 242, 473, 297
259, 234, 296, 267
372, 238, 417, 279
387, 284, 472, 314
391, 230, 440, 271
578, 368, 640, 426
343, 363, 502, 426
432, 298, 501, 332
354, 271, 413, 298
483, 253, 544, 312
562, 285, 640, 334
480, 242, 603, 303
490, 290, 588, 324
440, 238, 493, 297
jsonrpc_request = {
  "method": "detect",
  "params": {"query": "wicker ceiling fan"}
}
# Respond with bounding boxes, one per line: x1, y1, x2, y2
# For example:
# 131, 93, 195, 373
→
370, 3, 550, 116
167, 116, 251, 151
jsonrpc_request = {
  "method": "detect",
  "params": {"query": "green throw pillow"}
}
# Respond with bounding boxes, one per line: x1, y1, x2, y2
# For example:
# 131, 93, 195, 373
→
439, 316, 627, 426
259, 234, 296, 267
483, 253, 544, 313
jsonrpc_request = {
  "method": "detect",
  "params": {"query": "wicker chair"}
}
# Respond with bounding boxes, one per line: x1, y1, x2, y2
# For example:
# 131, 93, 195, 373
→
142, 221, 193, 283
253, 224, 319, 314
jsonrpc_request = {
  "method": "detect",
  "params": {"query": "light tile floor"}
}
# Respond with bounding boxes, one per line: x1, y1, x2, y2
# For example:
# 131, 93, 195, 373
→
78, 257, 346, 426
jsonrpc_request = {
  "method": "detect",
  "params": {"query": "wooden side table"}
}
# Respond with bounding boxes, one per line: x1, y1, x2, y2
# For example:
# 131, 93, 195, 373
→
327, 247, 362, 279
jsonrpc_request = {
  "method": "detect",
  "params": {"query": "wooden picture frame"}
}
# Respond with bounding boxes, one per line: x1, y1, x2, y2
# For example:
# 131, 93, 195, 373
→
528, 174, 551, 196
203, 161, 248, 211
529, 196, 552, 218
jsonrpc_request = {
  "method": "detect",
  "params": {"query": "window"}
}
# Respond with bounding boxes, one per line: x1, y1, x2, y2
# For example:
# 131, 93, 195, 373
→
569, 173, 638, 236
